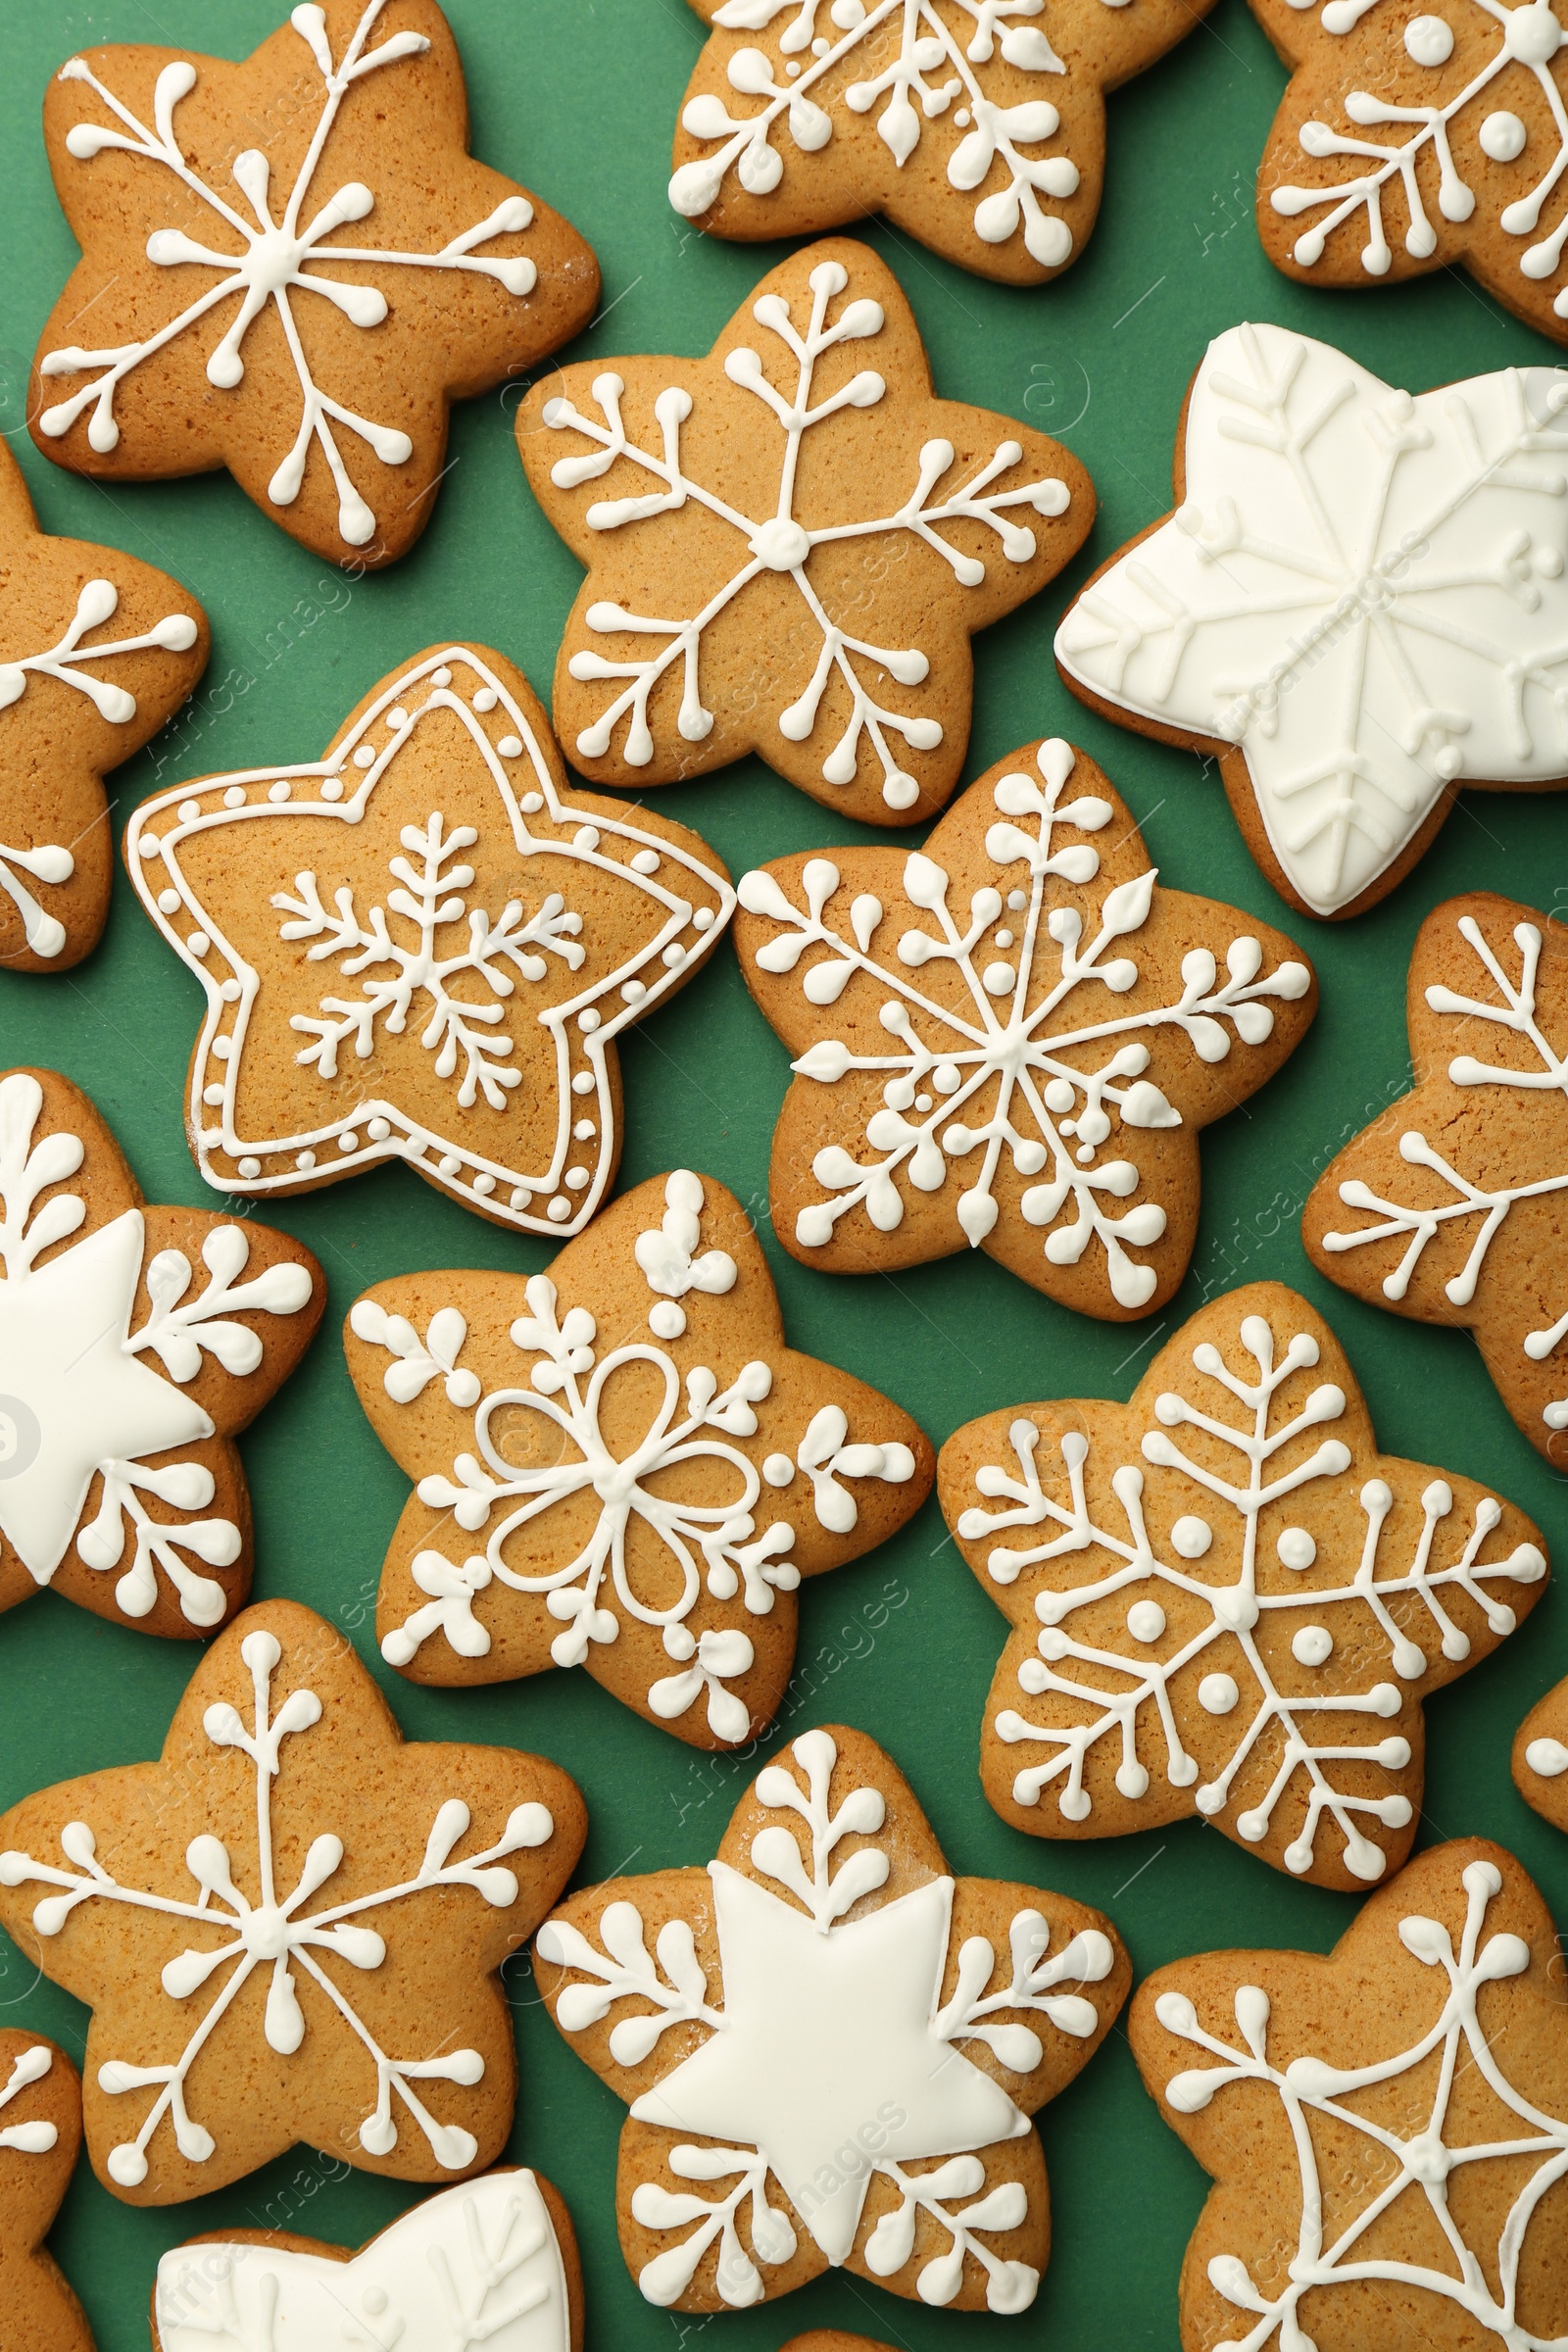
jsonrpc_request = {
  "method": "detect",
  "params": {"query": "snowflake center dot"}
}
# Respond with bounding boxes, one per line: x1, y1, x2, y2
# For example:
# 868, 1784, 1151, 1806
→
1402, 2129, 1452, 2185
748, 515, 812, 571
240, 1903, 293, 1962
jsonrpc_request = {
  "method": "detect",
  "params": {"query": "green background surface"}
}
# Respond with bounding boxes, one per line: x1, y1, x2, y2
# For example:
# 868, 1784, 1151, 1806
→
1, 1, 1565, 2346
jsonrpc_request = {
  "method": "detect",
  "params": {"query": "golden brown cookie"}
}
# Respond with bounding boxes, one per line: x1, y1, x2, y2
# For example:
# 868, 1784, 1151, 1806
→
0, 439, 206, 973
535, 1724, 1129, 2319
124, 646, 733, 1236
1131, 1838, 1568, 2352
1250, 0, 1568, 340
0, 1598, 585, 2204
517, 238, 1093, 825
346, 1167, 933, 1745
735, 735, 1315, 1310
1514, 1675, 1568, 1829
939, 1281, 1548, 1890
0, 2034, 92, 2352
1304, 892, 1568, 1467
1054, 321, 1568, 919
778, 2336, 896, 2352
0, 1067, 322, 1640
151, 2167, 583, 2351
668, 0, 1214, 283
30, 2, 598, 564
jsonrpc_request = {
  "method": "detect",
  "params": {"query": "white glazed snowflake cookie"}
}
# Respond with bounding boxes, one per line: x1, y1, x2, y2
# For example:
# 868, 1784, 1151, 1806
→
735, 738, 1315, 1311
152, 2166, 582, 2352
0, 1067, 322, 1640
1250, 0, 1568, 344
1054, 321, 1568, 918
939, 1281, 1547, 1890
536, 1725, 1130, 2315
0, 2034, 92, 2352
1132, 1838, 1568, 2352
668, 0, 1215, 283
1305, 891, 1568, 1464
0, 1599, 585, 2203
345, 1169, 933, 1745
517, 239, 1092, 826
30, 0, 598, 564
124, 646, 734, 1237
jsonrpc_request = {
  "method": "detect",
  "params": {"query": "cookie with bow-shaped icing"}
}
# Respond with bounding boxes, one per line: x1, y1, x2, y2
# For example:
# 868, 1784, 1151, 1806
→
29, 1, 598, 564
1250, 0, 1568, 342
0, 440, 206, 974
1132, 1838, 1568, 2352
1514, 1674, 1568, 1831
535, 1724, 1129, 2317
124, 646, 733, 1237
1304, 893, 1568, 1466
667, 0, 1213, 284
1054, 320, 1568, 919
0, 1067, 322, 1640
516, 239, 1092, 826
939, 1281, 1548, 1890
0, 2035, 92, 2352
735, 736, 1315, 1311
151, 2166, 583, 2351
346, 1168, 933, 1746
0, 1598, 585, 2202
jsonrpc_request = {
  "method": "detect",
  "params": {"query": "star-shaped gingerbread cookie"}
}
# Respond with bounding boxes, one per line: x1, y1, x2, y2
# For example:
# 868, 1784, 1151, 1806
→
1132, 1838, 1568, 2352
516, 239, 1092, 825
347, 1167, 933, 1745
735, 736, 1315, 1310
667, 0, 1213, 284
1304, 892, 1568, 1466
535, 1724, 1129, 2319
940, 1282, 1548, 1889
0, 1599, 585, 2204
0, 2034, 92, 2352
1514, 1674, 1568, 1832
0, 1067, 322, 1640
1250, 0, 1568, 342
29, 1, 598, 564
124, 646, 733, 1236
0, 440, 206, 973
1054, 321, 1568, 919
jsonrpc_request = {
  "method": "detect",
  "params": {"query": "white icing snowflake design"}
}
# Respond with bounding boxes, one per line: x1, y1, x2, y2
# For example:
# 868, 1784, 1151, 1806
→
0, 1071, 314, 1628
1152, 1854, 1568, 2352
539, 1728, 1118, 2313
156, 2170, 573, 2352
954, 1299, 1545, 1881
0, 2044, 57, 2156
670, 0, 1097, 270
1320, 905, 1568, 1441
124, 648, 734, 1235
1054, 322, 1568, 915
1269, 0, 1568, 313
0, 1626, 555, 2188
738, 739, 1311, 1305
38, 1, 543, 548
539, 253, 1069, 812
354, 1172, 918, 1740
0, 579, 198, 961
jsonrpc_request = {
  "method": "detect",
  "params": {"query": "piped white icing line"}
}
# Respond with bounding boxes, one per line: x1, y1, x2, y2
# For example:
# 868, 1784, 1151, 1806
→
0, 1628, 554, 2186
39, 2, 541, 548
1153, 1856, 1568, 2350
543, 254, 1068, 809
155, 2169, 571, 2352
0, 577, 199, 958
0, 1072, 313, 1624
670, 0, 1098, 270
1270, 0, 1568, 313
957, 1306, 1545, 1879
0, 2044, 58, 2155
355, 1176, 915, 1738
1054, 322, 1568, 915
122, 647, 736, 1237
1323, 907, 1568, 1435
739, 740, 1310, 1301
540, 1727, 1113, 2310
